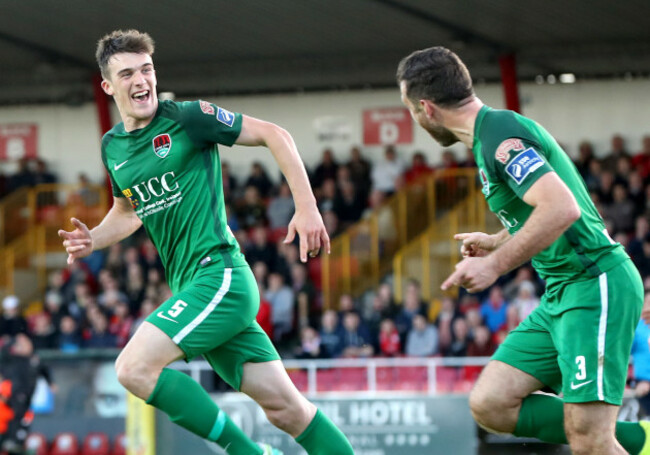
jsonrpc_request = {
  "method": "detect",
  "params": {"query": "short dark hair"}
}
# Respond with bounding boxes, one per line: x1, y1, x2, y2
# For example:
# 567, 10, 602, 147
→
396, 46, 474, 108
95, 29, 155, 78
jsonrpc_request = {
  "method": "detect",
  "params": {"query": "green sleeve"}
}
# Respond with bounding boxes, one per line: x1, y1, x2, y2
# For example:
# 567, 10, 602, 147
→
101, 135, 124, 198
177, 100, 243, 148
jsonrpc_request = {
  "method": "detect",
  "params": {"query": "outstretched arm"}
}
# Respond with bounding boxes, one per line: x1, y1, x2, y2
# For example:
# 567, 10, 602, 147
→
442, 172, 580, 292
58, 196, 142, 264
235, 115, 329, 262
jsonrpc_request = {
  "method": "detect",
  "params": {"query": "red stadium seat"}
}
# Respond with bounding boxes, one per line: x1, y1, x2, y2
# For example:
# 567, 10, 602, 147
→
50, 432, 79, 455
111, 433, 126, 455
287, 369, 308, 392
81, 432, 110, 455
25, 432, 48, 455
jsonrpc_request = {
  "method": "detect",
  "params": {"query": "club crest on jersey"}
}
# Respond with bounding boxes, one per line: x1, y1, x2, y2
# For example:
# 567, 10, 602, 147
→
199, 100, 215, 115
216, 107, 235, 127
505, 148, 545, 185
152, 133, 172, 158
496, 138, 525, 164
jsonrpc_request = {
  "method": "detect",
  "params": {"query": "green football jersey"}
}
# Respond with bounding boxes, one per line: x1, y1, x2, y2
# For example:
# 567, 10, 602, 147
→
472, 105, 628, 288
101, 99, 248, 293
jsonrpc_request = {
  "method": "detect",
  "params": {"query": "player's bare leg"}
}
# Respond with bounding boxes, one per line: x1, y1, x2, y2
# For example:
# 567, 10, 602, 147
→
469, 360, 544, 433
241, 360, 354, 454
240, 360, 316, 436
565, 402, 626, 455
115, 321, 184, 398
116, 322, 268, 454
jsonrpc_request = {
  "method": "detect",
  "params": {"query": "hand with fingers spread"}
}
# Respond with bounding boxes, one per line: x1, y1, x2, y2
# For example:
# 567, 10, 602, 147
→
441, 256, 499, 293
58, 217, 93, 265
455, 232, 499, 257
284, 205, 331, 263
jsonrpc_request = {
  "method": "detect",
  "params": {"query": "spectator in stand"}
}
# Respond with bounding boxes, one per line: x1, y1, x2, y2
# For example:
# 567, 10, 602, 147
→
511, 280, 540, 322
295, 327, 321, 360
317, 179, 337, 214
273, 240, 298, 285
43, 290, 66, 333
502, 265, 542, 302
58, 315, 82, 352
131, 299, 156, 337
632, 135, 650, 180
245, 226, 277, 267
573, 140, 595, 180
631, 301, 650, 415
628, 171, 645, 217
362, 190, 397, 245
632, 233, 650, 277
597, 169, 615, 205
366, 291, 398, 353
236, 186, 267, 229
312, 149, 339, 190
32, 159, 57, 186
0, 297, 27, 337
404, 151, 434, 185
494, 305, 521, 346
84, 310, 117, 349
339, 311, 373, 358
378, 318, 401, 357
265, 272, 295, 343
467, 325, 495, 357
336, 294, 356, 322
333, 180, 365, 229
103, 243, 125, 280
109, 301, 134, 348
251, 261, 269, 289
291, 263, 318, 330
447, 317, 469, 357
244, 161, 273, 196
266, 181, 295, 231
614, 156, 632, 186
394, 279, 427, 343
439, 149, 459, 171
628, 216, 649, 262
97, 277, 129, 311
434, 296, 462, 354
480, 286, 509, 334
371, 145, 406, 197
603, 183, 635, 234
465, 308, 483, 338
124, 263, 146, 313
140, 239, 164, 277
584, 158, 602, 193
66, 282, 94, 322
61, 259, 97, 303
319, 310, 343, 358
8, 158, 34, 192
256, 283, 274, 340
322, 210, 340, 238
346, 146, 371, 202
601, 133, 630, 170
29, 313, 58, 350
220, 161, 238, 203
405, 314, 438, 357
225, 203, 240, 234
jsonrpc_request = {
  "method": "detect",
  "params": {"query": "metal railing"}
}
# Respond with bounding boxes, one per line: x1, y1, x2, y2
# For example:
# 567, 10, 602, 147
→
321, 168, 481, 309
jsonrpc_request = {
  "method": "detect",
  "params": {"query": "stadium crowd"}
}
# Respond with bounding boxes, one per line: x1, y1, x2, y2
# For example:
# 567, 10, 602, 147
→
1, 134, 650, 393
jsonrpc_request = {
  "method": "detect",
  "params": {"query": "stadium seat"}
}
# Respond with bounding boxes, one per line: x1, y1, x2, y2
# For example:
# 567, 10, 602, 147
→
50, 432, 79, 455
81, 432, 110, 455
25, 432, 48, 455
111, 433, 126, 455
287, 369, 308, 392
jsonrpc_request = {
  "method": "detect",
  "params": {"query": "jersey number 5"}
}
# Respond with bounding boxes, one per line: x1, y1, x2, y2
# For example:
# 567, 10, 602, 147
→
168, 300, 188, 318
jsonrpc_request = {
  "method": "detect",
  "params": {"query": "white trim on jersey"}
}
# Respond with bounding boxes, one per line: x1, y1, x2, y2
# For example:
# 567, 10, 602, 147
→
172, 268, 233, 344
597, 272, 609, 401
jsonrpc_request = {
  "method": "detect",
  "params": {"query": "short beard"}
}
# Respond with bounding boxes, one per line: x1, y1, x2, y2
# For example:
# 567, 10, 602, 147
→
424, 123, 460, 147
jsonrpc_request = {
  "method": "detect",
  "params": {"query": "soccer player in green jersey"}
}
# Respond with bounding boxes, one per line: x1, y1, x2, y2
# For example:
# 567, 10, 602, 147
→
397, 46, 650, 455
58, 30, 354, 455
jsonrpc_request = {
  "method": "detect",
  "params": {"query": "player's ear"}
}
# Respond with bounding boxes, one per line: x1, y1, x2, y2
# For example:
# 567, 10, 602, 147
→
101, 79, 114, 96
420, 99, 436, 120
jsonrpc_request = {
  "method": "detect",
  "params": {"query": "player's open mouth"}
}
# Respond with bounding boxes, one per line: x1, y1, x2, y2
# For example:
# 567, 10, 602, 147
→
132, 90, 150, 103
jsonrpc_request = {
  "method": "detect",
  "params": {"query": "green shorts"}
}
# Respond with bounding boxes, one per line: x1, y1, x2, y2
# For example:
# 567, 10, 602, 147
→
146, 265, 280, 390
493, 259, 643, 405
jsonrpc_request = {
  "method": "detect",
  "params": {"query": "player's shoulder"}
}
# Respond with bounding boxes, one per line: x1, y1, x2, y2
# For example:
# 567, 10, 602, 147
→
101, 122, 126, 150
478, 108, 541, 162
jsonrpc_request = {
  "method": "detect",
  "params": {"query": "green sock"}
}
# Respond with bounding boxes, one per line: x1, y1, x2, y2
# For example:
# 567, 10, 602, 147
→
513, 394, 645, 455
295, 409, 354, 455
147, 368, 262, 455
